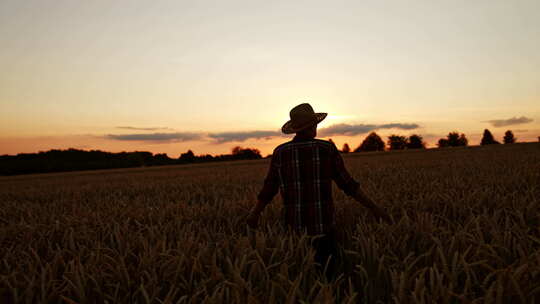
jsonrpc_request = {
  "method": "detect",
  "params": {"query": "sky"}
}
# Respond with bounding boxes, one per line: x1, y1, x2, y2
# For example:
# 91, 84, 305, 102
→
1, 0, 539, 157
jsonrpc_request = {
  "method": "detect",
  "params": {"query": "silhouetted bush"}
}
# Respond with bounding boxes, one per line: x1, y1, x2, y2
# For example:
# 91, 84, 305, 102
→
231, 146, 262, 160
354, 132, 385, 152
179, 150, 196, 162
342, 143, 351, 153
199, 154, 215, 162
153, 153, 171, 165
438, 132, 468, 148
480, 129, 500, 145
407, 134, 426, 149
438, 139, 449, 148
503, 130, 516, 144
387, 135, 407, 150
458, 134, 468, 146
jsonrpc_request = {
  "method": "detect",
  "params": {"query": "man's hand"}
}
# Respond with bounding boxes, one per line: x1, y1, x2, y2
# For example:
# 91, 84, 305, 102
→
372, 206, 392, 224
353, 187, 392, 224
246, 212, 259, 229
246, 200, 267, 229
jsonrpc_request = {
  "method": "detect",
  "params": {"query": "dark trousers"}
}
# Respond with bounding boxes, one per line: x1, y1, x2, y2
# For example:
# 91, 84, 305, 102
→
312, 231, 338, 278
281, 219, 339, 278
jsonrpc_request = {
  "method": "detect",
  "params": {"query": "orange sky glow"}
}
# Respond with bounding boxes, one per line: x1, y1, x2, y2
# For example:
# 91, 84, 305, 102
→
1, 0, 539, 157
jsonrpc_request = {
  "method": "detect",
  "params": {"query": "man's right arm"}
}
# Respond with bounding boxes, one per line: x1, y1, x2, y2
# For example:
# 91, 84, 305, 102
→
257, 154, 280, 205
247, 153, 280, 228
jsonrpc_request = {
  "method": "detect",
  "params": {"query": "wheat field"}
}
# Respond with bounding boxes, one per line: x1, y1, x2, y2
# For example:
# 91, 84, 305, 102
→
1, 143, 539, 303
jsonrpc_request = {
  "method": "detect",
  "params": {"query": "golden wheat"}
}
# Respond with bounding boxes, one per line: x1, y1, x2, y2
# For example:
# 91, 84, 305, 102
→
1, 143, 539, 303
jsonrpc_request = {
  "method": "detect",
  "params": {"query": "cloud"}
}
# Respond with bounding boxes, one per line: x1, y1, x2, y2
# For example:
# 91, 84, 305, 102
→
208, 130, 282, 143
116, 126, 171, 131
318, 123, 420, 137
105, 122, 420, 144
378, 123, 419, 130
108, 130, 284, 144
486, 116, 533, 127
106, 132, 202, 142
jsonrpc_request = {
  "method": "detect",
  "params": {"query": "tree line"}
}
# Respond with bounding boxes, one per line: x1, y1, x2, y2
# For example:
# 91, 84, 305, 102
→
334, 129, 519, 152
0, 129, 530, 175
0, 147, 262, 175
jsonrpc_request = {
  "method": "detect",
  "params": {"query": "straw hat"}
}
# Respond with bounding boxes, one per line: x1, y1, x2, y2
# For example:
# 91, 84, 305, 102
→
281, 103, 327, 134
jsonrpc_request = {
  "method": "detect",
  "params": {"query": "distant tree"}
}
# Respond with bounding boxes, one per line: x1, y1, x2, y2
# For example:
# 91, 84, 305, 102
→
179, 150, 196, 162
437, 138, 449, 148
154, 153, 170, 161
231, 146, 262, 159
199, 154, 214, 162
503, 130, 516, 144
447, 132, 460, 146
354, 132, 385, 152
342, 143, 351, 153
126, 151, 153, 166
387, 135, 407, 150
153, 153, 171, 165
443, 132, 468, 147
480, 129, 500, 145
458, 134, 468, 146
407, 134, 426, 149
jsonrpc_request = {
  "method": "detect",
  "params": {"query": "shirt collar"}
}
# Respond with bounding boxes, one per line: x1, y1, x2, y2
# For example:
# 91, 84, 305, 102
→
293, 134, 316, 142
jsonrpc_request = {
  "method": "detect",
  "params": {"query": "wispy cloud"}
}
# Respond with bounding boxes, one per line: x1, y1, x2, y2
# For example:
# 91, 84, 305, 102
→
106, 132, 202, 142
105, 122, 420, 144
318, 123, 420, 137
378, 123, 419, 130
208, 130, 282, 143
486, 116, 533, 127
116, 126, 171, 131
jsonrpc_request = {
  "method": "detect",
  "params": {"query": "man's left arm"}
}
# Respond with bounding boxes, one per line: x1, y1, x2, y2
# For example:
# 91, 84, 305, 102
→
331, 144, 392, 224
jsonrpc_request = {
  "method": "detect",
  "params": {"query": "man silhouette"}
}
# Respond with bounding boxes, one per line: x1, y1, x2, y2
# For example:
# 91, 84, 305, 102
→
247, 103, 391, 277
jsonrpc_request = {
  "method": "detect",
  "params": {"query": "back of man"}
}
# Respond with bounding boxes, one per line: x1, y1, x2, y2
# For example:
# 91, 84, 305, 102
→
258, 135, 359, 235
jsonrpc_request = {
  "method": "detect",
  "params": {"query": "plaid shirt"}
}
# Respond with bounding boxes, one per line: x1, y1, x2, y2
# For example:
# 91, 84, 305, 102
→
257, 136, 360, 235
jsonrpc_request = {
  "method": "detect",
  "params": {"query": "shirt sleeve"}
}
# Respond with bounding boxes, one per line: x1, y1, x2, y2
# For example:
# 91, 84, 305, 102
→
331, 144, 359, 197
257, 153, 280, 204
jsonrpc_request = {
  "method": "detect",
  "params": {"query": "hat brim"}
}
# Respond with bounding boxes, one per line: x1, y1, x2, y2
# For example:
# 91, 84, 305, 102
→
281, 113, 327, 134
